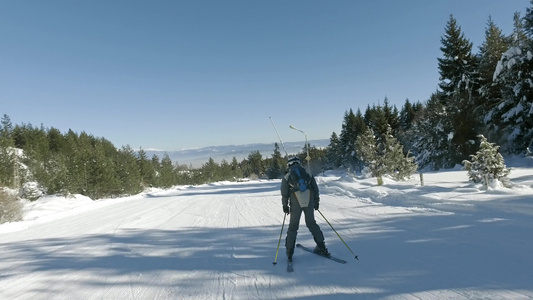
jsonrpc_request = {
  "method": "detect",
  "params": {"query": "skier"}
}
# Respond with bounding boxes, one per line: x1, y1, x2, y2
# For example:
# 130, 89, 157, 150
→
281, 156, 329, 262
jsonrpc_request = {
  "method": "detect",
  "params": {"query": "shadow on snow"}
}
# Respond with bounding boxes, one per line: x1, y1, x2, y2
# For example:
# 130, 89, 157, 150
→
1, 209, 532, 299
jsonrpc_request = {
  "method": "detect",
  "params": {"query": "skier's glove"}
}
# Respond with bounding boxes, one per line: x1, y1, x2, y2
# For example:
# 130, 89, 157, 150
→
314, 202, 319, 210
283, 205, 290, 214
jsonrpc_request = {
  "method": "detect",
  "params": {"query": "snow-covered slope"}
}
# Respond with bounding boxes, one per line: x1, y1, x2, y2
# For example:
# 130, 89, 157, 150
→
1, 160, 532, 299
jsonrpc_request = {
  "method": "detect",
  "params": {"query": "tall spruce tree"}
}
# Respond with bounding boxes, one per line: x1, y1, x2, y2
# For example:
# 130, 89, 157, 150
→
267, 143, 284, 179
325, 132, 342, 169
478, 16, 509, 127
159, 153, 175, 188
413, 93, 455, 170
438, 15, 480, 164
510, 12, 529, 47
397, 99, 423, 157
355, 126, 379, 178
339, 109, 366, 171
492, 8, 533, 153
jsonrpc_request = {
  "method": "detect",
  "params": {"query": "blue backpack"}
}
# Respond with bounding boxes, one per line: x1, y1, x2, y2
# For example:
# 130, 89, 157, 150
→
289, 165, 310, 192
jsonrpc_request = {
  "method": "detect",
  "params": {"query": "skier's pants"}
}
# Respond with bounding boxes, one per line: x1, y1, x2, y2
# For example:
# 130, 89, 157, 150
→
285, 195, 324, 250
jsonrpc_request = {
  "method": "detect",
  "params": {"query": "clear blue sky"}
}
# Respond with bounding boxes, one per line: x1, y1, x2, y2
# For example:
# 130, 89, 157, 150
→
1, 1, 530, 150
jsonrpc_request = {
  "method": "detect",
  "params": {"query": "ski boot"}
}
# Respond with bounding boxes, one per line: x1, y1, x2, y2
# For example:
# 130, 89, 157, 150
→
313, 242, 330, 257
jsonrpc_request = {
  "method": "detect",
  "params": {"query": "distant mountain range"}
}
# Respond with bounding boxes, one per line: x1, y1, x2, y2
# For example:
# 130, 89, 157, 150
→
146, 139, 330, 168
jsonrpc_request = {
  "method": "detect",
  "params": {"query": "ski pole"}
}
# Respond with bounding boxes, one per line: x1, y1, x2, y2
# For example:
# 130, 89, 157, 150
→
317, 209, 359, 260
272, 212, 287, 265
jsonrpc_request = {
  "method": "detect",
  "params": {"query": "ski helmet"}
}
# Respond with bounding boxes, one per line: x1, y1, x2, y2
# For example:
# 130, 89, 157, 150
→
287, 156, 301, 167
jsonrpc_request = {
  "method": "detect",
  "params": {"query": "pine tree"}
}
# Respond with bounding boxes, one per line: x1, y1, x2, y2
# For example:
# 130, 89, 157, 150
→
230, 157, 243, 179
364, 104, 388, 137
382, 97, 401, 134
159, 153, 175, 188
85, 138, 119, 199
510, 12, 529, 47
364, 99, 401, 149
62, 130, 84, 193
246, 151, 264, 178
306, 145, 327, 175
116, 145, 142, 195
325, 132, 342, 169
267, 143, 283, 179
438, 15, 478, 96
397, 99, 423, 157
137, 148, 156, 188
339, 109, 366, 171
220, 158, 235, 181
202, 158, 220, 183
463, 135, 510, 187
413, 93, 456, 170
0, 115, 16, 187
438, 15, 480, 164
379, 127, 418, 181
355, 126, 379, 178
492, 8, 533, 153
398, 99, 418, 133
478, 16, 509, 125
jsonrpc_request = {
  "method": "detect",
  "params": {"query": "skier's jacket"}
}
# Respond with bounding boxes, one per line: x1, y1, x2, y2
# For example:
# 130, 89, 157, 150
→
281, 164, 319, 208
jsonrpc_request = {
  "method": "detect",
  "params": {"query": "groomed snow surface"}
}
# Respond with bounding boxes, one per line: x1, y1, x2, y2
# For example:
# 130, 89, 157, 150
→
1, 158, 533, 299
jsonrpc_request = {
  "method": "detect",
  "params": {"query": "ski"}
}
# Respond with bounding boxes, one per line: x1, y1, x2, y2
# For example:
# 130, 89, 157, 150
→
296, 244, 347, 264
287, 260, 294, 272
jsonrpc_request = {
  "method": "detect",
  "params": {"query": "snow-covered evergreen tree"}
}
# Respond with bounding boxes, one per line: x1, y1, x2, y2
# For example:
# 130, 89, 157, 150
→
339, 109, 366, 171
325, 132, 342, 169
478, 16, 509, 124
379, 126, 417, 181
356, 126, 417, 181
437, 15, 480, 164
397, 99, 423, 160
511, 12, 530, 47
413, 93, 456, 170
463, 135, 510, 186
491, 8, 533, 154
355, 127, 379, 178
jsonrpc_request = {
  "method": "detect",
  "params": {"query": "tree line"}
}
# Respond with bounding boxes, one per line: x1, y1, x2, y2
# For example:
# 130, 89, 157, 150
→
0, 115, 280, 199
0, 115, 327, 199
2, 2, 533, 200
331, 6, 533, 172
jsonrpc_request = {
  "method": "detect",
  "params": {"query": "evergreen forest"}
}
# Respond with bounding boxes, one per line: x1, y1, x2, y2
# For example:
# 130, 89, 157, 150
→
2, 3, 533, 200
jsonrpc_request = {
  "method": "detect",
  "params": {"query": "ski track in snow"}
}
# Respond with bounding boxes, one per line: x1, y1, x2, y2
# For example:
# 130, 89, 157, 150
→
1, 167, 533, 299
